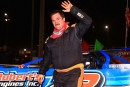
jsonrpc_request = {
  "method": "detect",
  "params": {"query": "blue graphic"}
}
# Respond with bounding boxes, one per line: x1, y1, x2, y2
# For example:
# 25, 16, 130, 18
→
0, 48, 130, 86
0, 68, 130, 86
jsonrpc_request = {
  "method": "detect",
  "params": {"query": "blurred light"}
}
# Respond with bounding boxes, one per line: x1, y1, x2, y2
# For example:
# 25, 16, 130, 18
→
92, 25, 95, 28
85, 62, 90, 65
105, 26, 108, 29
5, 19, 8, 21
24, 49, 26, 51
4, 13, 7, 16
105, 25, 109, 31
25, 55, 27, 57
5, 19, 10, 21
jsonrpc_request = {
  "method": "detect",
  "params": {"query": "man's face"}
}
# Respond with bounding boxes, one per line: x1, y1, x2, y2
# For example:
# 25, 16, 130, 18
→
51, 13, 65, 30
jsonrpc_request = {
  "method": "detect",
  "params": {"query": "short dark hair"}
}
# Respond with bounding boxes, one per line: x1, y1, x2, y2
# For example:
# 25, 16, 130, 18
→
50, 10, 65, 18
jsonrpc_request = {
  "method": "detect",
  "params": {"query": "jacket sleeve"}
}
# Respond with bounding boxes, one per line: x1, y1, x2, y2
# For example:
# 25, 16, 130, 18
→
70, 6, 92, 39
38, 43, 52, 75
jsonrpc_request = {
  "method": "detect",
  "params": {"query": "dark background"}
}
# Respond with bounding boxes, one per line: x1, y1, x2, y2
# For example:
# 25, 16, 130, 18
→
0, 0, 129, 51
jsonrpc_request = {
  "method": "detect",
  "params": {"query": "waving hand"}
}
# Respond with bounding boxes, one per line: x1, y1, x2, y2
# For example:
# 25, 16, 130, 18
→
61, 0, 73, 12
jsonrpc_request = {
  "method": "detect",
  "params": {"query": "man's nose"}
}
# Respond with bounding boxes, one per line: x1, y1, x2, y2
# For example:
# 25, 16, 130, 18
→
55, 21, 58, 24
55, 21, 59, 24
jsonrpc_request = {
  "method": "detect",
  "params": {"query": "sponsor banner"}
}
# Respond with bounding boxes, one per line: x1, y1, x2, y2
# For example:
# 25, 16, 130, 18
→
0, 68, 130, 87
109, 64, 130, 69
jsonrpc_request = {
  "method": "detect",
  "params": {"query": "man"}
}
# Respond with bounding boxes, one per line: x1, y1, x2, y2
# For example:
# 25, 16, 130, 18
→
38, 0, 92, 87
0, 45, 11, 64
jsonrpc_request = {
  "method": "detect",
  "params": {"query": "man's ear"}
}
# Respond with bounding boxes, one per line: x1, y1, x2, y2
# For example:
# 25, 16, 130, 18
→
63, 18, 65, 21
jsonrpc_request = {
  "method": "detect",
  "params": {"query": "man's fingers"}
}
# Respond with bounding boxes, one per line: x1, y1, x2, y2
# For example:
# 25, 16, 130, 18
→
61, 4, 66, 9
38, 78, 43, 84
63, 1, 69, 5
61, 2, 67, 7
61, 0, 73, 12
62, 10, 68, 12
38, 75, 44, 84
67, 0, 70, 3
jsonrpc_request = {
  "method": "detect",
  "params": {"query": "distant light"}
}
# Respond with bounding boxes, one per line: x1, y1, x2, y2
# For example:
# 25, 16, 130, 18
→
105, 26, 108, 29
25, 55, 27, 57
4, 13, 7, 16
24, 49, 26, 51
105, 25, 109, 31
5, 19, 10, 21
5, 19, 8, 21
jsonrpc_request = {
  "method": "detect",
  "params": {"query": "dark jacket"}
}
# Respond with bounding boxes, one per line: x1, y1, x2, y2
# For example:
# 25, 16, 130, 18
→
38, 6, 92, 75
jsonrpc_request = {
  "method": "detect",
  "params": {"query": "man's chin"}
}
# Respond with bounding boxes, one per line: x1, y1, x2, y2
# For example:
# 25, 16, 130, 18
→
55, 27, 61, 30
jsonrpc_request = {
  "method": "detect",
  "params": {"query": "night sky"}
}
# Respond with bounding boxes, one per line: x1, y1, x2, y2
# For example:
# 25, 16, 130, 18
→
0, 0, 129, 51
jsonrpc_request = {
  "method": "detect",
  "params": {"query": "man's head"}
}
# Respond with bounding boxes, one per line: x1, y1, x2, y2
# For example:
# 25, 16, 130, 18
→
3, 45, 7, 51
50, 10, 65, 30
